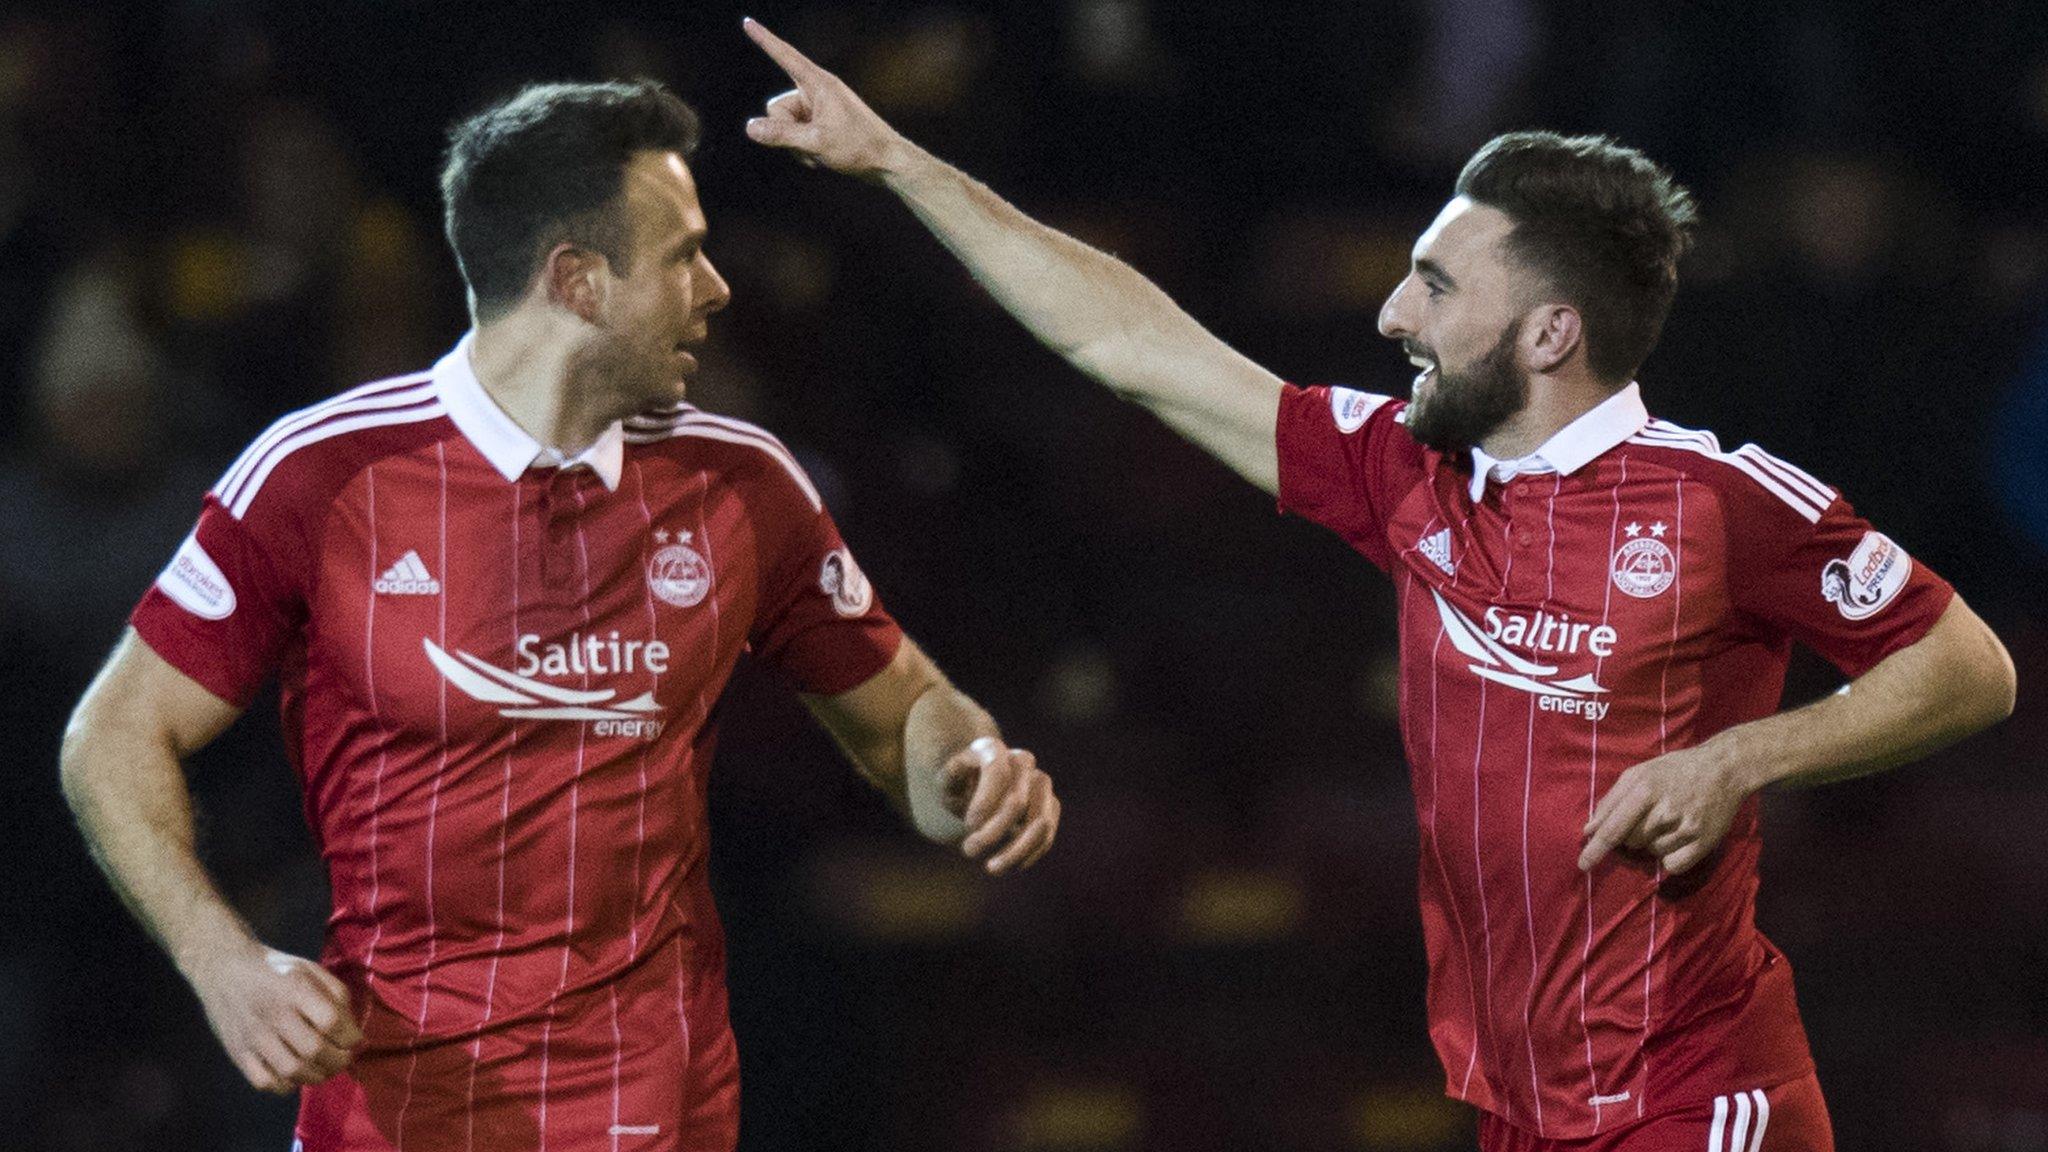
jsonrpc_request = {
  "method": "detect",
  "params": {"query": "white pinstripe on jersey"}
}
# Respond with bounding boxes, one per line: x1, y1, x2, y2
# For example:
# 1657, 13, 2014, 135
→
1640, 472, 1687, 1117
1520, 477, 1565, 1135
1473, 519, 1506, 1124
353, 464, 399, 1135
394, 442, 452, 1150
539, 482, 601, 1151
466, 479, 521, 1152
1579, 455, 1629, 1127
1408, 554, 1485, 1101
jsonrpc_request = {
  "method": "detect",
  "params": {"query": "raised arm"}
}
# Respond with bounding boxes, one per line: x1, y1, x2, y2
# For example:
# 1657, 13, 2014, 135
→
804, 635, 1059, 874
743, 18, 1285, 494
61, 630, 362, 1093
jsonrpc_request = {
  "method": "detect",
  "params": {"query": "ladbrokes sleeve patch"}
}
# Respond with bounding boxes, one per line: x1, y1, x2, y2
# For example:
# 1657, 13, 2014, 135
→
819, 548, 873, 618
156, 532, 237, 620
1330, 387, 1389, 433
1821, 531, 1911, 620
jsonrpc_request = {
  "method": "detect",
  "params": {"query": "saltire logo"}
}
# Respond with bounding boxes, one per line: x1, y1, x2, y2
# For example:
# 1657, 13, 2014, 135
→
421, 638, 663, 722
1431, 589, 1609, 701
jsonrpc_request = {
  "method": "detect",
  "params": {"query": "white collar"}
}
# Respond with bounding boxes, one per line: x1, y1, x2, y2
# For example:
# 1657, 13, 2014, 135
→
431, 331, 624, 490
1466, 382, 1648, 502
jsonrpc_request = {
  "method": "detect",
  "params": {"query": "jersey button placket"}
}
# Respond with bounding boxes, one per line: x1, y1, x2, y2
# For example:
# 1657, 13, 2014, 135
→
541, 467, 581, 593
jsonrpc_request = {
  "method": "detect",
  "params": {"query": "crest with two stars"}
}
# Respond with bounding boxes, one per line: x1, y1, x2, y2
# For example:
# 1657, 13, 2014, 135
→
647, 528, 712, 608
1611, 520, 1676, 599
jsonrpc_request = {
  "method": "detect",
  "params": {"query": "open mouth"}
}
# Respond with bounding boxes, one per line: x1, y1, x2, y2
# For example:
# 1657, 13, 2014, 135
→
1408, 353, 1438, 393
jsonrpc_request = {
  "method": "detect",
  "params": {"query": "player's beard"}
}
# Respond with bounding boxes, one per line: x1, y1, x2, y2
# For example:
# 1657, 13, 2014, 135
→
1405, 318, 1529, 454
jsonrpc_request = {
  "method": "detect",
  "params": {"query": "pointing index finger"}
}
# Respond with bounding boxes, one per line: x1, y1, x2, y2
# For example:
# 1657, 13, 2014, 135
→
1579, 791, 1649, 872
743, 17, 827, 88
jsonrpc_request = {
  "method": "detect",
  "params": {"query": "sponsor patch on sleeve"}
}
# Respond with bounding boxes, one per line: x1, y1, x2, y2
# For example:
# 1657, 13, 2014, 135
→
1329, 387, 1388, 434
157, 533, 237, 620
819, 548, 874, 618
1820, 531, 1911, 620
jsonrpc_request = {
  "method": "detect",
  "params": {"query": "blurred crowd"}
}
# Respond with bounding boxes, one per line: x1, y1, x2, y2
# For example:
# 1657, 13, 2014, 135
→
3, 2, 2046, 1150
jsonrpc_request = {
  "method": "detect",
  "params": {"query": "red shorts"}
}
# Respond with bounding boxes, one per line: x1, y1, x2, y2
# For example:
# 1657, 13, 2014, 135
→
1479, 1074, 1833, 1152
295, 945, 737, 1152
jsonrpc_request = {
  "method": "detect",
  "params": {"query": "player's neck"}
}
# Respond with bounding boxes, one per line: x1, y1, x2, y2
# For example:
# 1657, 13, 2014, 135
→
469, 316, 626, 457
1476, 375, 1614, 460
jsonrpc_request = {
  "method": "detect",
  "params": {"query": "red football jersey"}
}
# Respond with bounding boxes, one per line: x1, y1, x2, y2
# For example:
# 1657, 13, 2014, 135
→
1276, 382, 1952, 1139
132, 335, 902, 1149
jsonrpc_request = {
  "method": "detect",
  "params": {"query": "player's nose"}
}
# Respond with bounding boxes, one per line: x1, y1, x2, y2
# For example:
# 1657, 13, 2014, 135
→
697, 255, 732, 315
1377, 277, 1414, 340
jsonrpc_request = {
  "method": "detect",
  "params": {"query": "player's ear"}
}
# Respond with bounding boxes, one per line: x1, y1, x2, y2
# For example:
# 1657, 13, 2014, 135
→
1524, 302, 1584, 375
542, 243, 607, 324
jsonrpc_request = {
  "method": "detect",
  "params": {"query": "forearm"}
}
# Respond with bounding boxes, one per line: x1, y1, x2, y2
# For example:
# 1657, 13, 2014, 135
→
1718, 607, 2015, 793
60, 729, 256, 979
879, 144, 1211, 392
746, 20, 1282, 489
900, 682, 998, 844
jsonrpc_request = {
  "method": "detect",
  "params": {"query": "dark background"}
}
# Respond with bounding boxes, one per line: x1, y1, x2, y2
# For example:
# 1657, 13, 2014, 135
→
3, 1, 2046, 1149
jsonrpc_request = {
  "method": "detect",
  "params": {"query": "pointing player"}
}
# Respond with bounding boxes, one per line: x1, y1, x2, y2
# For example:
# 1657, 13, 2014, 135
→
60, 81, 1058, 1151
742, 20, 2014, 1152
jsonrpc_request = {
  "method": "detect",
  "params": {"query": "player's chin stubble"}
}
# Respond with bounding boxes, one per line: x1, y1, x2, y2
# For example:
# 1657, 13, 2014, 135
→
580, 327, 682, 409
1405, 318, 1529, 455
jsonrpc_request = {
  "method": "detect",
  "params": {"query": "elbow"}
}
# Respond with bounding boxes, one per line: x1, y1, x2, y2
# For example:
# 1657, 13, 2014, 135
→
1941, 600, 2019, 733
57, 702, 133, 814
1067, 334, 1143, 398
1958, 622, 2018, 732
58, 744, 95, 821
58, 713, 104, 812
1986, 640, 2018, 725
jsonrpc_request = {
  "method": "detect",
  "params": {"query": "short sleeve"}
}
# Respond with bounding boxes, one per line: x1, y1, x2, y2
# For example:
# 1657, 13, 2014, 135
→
1727, 463, 1954, 679
1275, 383, 1408, 570
747, 469, 904, 697
130, 493, 305, 707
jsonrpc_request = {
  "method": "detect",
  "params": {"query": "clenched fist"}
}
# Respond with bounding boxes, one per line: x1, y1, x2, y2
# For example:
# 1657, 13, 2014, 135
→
187, 940, 362, 1093
943, 736, 1060, 875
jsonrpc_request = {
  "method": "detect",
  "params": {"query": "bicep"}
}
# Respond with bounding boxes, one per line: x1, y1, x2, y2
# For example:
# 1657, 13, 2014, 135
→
1077, 320, 1285, 495
67, 629, 244, 762
1858, 595, 2015, 719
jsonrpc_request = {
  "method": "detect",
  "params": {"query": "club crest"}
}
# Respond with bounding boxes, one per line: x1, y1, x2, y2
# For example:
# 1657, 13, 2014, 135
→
1611, 521, 1675, 599
648, 541, 712, 608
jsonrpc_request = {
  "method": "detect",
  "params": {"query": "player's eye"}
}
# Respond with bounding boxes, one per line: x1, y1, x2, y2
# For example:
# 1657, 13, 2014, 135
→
1425, 281, 1446, 300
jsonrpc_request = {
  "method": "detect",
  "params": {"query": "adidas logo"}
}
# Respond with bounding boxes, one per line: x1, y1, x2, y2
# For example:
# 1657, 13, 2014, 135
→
1419, 528, 1456, 576
374, 550, 441, 595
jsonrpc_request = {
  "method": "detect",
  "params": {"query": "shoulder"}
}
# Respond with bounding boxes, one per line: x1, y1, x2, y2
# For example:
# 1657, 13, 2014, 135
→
1623, 416, 1837, 526
624, 404, 824, 514
1279, 383, 1424, 476
212, 370, 450, 524
1296, 384, 1408, 436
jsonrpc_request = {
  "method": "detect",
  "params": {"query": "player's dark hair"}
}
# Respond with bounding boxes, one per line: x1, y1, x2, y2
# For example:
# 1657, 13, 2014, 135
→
1455, 131, 1698, 385
441, 80, 701, 322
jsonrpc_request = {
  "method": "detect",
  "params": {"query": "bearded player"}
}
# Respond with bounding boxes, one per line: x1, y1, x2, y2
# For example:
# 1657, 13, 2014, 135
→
59, 80, 1059, 1151
742, 20, 2014, 1152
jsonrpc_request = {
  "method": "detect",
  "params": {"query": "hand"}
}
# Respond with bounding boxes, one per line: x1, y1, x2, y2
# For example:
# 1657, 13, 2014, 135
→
1579, 741, 1753, 875
187, 940, 362, 1093
941, 736, 1060, 875
742, 17, 915, 178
